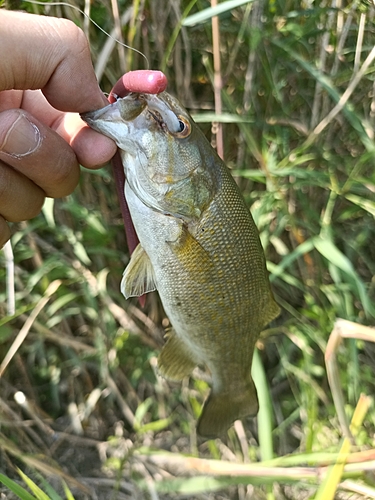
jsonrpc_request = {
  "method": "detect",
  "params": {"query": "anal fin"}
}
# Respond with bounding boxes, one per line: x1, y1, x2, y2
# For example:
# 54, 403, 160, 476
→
158, 329, 198, 381
121, 244, 156, 298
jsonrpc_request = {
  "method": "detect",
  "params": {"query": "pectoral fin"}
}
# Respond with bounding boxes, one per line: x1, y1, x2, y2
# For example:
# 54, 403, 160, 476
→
168, 225, 214, 277
121, 244, 156, 298
158, 329, 198, 381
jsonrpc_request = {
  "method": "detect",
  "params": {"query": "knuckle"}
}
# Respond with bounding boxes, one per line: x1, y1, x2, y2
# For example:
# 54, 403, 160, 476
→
6, 192, 45, 222
53, 18, 90, 57
23, 191, 45, 221
0, 163, 45, 222
45, 151, 79, 197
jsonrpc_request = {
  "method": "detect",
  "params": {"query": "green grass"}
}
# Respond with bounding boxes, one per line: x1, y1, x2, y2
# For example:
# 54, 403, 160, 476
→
1, 0, 375, 498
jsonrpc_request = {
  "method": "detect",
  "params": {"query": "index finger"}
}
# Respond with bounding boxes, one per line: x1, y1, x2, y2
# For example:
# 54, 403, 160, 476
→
0, 10, 108, 113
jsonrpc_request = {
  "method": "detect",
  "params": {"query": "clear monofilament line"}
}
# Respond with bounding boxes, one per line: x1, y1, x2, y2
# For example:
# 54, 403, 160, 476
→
22, 0, 150, 69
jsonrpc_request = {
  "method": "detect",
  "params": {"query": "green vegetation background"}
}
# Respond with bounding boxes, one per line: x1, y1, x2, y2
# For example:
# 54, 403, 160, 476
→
1, 0, 375, 499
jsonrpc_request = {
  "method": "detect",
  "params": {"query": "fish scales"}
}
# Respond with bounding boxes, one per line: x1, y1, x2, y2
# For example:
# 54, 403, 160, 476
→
81, 91, 280, 438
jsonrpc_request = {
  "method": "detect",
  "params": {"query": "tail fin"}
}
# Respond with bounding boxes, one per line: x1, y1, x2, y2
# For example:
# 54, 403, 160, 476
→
197, 378, 259, 439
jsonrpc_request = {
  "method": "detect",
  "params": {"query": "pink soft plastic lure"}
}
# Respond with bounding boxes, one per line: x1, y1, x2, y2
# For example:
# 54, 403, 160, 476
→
109, 71, 167, 306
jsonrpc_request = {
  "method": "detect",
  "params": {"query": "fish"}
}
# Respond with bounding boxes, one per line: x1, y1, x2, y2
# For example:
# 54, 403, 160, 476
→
81, 91, 280, 438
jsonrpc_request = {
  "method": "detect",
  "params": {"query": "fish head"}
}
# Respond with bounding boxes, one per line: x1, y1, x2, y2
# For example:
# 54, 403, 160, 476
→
81, 92, 217, 220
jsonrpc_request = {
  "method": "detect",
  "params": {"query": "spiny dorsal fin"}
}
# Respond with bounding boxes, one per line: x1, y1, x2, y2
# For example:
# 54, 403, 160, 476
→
121, 244, 156, 298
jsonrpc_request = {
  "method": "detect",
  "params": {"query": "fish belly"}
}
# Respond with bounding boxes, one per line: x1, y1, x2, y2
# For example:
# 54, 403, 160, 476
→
124, 174, 278, 437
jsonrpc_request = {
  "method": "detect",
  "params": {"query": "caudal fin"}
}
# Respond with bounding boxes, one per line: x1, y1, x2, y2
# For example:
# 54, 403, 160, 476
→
197, 378, 259, 439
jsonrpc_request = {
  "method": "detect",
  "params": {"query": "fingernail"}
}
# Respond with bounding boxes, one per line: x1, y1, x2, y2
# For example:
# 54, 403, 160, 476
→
0, 112, 41, 157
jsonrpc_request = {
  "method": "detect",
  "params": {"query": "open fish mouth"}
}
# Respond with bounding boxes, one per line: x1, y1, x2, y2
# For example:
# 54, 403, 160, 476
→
81, 100, 124, 125
81, 92, 182, 135
145, 94, 181, 133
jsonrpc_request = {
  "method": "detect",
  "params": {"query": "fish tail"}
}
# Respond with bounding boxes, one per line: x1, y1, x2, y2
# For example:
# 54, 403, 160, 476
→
197, 377, 259, 439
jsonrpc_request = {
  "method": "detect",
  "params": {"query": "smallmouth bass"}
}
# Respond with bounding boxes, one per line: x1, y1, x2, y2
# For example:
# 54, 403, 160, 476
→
82, 92, 280, 438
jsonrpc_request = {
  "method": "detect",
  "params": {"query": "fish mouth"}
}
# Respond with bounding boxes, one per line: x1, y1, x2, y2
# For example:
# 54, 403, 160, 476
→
81, 93, 146, 132
145, 94, 181, 134
81, 102, 123, 129
147, 109, 164, 126
81, 93, 182, 136
80, 98, 140, 146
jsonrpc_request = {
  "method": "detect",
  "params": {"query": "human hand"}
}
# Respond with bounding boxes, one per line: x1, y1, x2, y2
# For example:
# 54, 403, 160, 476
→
0, 10, 167, 248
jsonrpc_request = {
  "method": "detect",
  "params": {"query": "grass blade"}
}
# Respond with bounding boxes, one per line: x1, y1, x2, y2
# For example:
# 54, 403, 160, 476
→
182, 0, 254, 26
0, 474, 36, 500
17, 470, 50, 500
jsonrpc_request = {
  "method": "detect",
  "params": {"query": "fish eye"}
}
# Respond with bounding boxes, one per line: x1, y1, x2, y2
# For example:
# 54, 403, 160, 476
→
171, 116, 191, 138
178, 120, 185, 132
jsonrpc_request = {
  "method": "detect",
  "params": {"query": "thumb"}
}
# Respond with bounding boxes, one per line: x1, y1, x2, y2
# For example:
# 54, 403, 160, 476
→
0, 108, 80, 198
0, 110, 41, 158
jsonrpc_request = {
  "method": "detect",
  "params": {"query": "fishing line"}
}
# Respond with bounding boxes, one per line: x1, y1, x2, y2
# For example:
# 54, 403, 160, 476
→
22, 0, 149, 68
